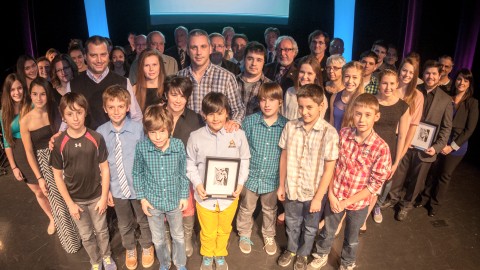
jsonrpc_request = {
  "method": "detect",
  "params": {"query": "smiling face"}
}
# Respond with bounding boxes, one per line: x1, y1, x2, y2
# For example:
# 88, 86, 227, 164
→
10, 80, 24, 103
166, 88, 187, 114
353, 105, 380, 134
297, 96, 323, 125
343, 67, 362, 93
55, 60, 73, 83
86, 42, 109, 75
104, 97, 129, 128
276, 39, 296, 66
423, 67, 440, 90
455, 74, 470, 94
24, 59, 38, 81
30, 84, 47, 109
244, 50, 265, 77
259, 96, 281, 118
298, 63, 317, 86
378, 73, 399, 98
399, 62, 415, 85
37, 60, 50, 79
69, 49, 86, 71
205, 108, 228, 133
143, 55, 160, 81
63, 103, 86, 132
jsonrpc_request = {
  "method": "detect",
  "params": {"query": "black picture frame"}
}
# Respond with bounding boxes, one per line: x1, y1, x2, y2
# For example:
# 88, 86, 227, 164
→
412, 121, 438, 151
203, 157, 240, 198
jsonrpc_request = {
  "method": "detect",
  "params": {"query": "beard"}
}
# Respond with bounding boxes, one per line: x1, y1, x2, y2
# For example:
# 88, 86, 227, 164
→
210, 52, 223, 65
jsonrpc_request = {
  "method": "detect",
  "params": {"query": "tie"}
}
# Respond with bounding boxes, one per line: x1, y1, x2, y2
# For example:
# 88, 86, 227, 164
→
115, 132, 131, 198
268, 51, 273, 64
275, 66, 286, 83
179, 49, 185, 69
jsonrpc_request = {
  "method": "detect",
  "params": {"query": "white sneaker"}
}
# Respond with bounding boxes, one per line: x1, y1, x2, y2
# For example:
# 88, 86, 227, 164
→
307, 254, 328, 270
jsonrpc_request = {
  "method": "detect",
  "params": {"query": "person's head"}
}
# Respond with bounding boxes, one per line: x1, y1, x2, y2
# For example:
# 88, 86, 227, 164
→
143, 105, 173, 150
68, 38, 84, 50
102, 85, 131, 127
147, 31, 166, 54
16, 55, 38, 86
164, 75, 193, 114
59, 92, 88, 131
232, 34, 248, 60
422, 60, 441, 90
385, 44, 398, 67
352, 93, 380, 133
202, 92, 230, 133
438, 55, 454, 80
398, 57, 419, 87
453, 69, 474, 101
296, 56, 322, 89
136, 49, 166, 111
258, 82, 283, 118
342, 61, 365, 93
378, 69, 399, 98
1, 73, 27, 145
187, 29, 212, 68
329, 38, 344, 55
134, 35, 148, 56
360, 50, 378, 76
222, 26, 235, 47
371, 39, 388, 63
275, 36, 298, 67
174, 26, 188, 49
308, 30, 330, 56
28, 77, 59, 131
50, 54, 78, 89
68, 44, 87, 72
110, 46, 129, 72
243, 41, 266, 77
84, 35, 110, 75
264, 27, 280, 50
296, 83, 325, 124
127, 32, 136, 46
45, 48, 60, 62
209, 33, 226, 65
326, 54, 346, 82
36, 56, 50, 79
105, 37, 113, 53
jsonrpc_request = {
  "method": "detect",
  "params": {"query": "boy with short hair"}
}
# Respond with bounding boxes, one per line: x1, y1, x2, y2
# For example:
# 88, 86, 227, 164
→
51, 92, 117, 270
96, 85, 154, 270
132, 105, 189, 270
308, 93, 392, 270
236, 82, 287, 255
187, 92, 250, 270
277, 84, 339, 270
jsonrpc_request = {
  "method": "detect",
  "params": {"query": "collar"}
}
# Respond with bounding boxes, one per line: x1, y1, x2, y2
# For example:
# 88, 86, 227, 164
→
237, 73, 268, 83
188, 62, 214, 77
86, 67, 110, 83
254, 111, 286, 128
146, 137, 180, 153
205, 125, 226, 136
295, 116, 325, 132
108, 116, 133, 135
346, 127, 376, 146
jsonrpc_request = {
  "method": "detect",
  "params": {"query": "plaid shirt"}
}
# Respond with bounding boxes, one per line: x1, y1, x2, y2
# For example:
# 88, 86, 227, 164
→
279, 117, 339, 202
132, 138, 189, 212
178, 63, 245, 124
236, 73, 271, 116
364, 75, 379, 95
242, 112, 288, 194
333, 127, 392, 210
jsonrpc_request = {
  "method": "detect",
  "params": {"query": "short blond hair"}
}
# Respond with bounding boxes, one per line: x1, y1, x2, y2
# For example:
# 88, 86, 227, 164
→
352, 93, 379, 113
102, 85, 131, 106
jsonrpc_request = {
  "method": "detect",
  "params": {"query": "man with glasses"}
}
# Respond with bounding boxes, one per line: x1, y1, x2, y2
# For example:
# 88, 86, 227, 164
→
165, 26, 191, 70
209, 33, 240, 75
264, 36, 298, 95
296, 30, 330, 85
438, 55, 454, 92
329, 37, 344, 56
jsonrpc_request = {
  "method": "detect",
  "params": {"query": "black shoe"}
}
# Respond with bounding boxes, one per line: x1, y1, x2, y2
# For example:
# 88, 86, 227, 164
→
396, 209, 408, 221
428, 208, 437, 217
414, 202, 423, 208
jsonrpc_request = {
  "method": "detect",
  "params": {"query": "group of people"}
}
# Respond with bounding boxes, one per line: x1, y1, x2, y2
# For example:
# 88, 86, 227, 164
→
1, 24, 478, 270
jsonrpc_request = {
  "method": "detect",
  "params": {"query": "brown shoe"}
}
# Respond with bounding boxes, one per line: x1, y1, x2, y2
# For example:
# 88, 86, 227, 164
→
142, 245, 155, 268
125, 249, 137, 270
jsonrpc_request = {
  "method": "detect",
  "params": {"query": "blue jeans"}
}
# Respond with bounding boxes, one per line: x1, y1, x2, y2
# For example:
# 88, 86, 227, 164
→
314, 201, 368, 266
284, 195, 326, 256
147, 207, 186, 268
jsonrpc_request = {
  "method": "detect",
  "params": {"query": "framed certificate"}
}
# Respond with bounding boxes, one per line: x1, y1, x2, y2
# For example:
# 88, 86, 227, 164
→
412, 122, 438, 151
203, 157, 240, 198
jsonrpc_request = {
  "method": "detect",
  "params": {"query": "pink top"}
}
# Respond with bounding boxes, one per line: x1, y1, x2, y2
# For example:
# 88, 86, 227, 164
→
409, 89, 425, 126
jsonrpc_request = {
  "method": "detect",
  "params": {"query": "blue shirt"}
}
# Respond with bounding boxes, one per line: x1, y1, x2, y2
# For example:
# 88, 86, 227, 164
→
96, 117, 144, 199
133, 138, 190, 211
242, 112, 287, 194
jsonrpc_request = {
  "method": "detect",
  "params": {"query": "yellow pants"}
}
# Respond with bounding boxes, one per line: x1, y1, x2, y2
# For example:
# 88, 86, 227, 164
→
196, 199, 239, 257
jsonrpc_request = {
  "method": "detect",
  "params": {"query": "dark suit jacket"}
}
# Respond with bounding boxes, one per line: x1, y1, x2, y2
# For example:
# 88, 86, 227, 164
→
450, 97, 479, 149
418, 85, 453, 162
164, 46, 190, 70
263, 62, 297, 96
221, 59, 241, 76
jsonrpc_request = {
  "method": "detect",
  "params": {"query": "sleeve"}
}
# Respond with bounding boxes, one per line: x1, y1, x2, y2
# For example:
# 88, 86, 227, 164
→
411, 91, 424, 126
179, 146, 190, 199
323, 127, 339, 161
126, 79, 143, 121
132, 144, 146, 200
367, 144, 392, 194
278, 122, 290, 149
237, 131, 251, 185
431, 100, 453, 153
97, 135, 109, 163
224, 73, 246, 124
50, 139, 64, 170
0, 113, 10, 149
186, 134, 202, 188
451, 99, 479, 149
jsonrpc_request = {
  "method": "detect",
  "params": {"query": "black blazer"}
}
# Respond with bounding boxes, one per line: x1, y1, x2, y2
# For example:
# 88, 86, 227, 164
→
221, 59, 241, 76
263, 62, 297, 96
450, 97, 479, 148
164, 46, 190, 70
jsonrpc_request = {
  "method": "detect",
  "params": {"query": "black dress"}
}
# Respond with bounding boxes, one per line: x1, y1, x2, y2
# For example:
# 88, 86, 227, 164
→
145, 87, 163, 109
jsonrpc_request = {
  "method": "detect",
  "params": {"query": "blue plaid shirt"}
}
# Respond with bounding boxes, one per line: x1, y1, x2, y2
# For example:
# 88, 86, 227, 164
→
133, 137, 189, 211
364, 75, 379, 95
242, 112, 287, 194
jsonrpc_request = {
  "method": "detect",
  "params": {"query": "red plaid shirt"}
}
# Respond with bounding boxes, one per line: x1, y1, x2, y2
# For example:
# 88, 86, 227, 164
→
333, 127, 392, 210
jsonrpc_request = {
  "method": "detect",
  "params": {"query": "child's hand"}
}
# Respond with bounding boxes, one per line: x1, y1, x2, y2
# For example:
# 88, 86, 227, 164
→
277, 186, 285, 202
141, 199, 154, 217
48, 131, 62, 151
68, 203, 84, 220
179, 199, 188, 211
232, 184, 243, 198
388, 163, 399, 180
95, 197, 108, 215
38, 178, 49, 197
12, 167, 24, 182
196, 184, 208, 200
329, 195, 341, 213
309, 197, 322, 213
107, 191, 115, 207
224, 120, 240, 133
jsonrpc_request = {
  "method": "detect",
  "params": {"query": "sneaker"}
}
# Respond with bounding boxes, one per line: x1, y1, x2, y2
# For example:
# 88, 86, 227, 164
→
239, 236, 253, 254
141, 245, 155, 268
339, 263, 356, 270
396, 209, 408, 221
214, 256, 228, 270
201, 256, 214, 270
102, 256, 117, 270
91, 263, 102, 270
125, 249, 137, 270
263, 236, 277, 255
278, 250, 296, 267
307, 254, 328, 270
177, 267, 187, 270
294, 255, 308, 270
373, 206, 383, 224
380, 199, 396, 209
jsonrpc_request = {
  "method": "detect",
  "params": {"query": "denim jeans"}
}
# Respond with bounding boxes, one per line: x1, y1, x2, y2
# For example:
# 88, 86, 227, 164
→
147, 207, 186, 268
284, 195, 326, 256
314, 201, 368, 266
113, 197, 152, 250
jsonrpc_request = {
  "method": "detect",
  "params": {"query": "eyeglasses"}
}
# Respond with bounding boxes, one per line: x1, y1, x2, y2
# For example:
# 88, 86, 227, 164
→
277, 48, 294, 53
212, 44, 225, 49
56, 66, 71, 73
326, 66, 342, 71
